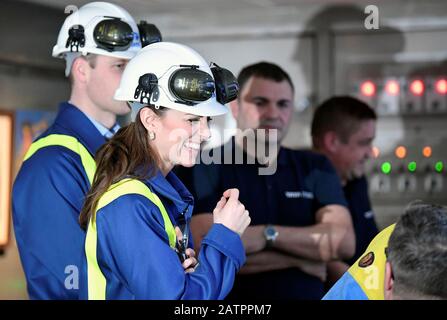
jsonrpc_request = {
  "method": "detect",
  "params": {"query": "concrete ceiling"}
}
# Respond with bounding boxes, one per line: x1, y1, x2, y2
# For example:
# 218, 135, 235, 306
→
21, 0, 384, 12
19, 0, 309, 38
19, 0, 447, 39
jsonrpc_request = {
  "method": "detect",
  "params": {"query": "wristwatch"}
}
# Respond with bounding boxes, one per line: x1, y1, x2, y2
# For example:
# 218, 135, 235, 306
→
264, 225, 279, 247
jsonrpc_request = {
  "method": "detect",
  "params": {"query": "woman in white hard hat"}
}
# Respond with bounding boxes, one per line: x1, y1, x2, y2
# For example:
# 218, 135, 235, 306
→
79, 42, 250, 300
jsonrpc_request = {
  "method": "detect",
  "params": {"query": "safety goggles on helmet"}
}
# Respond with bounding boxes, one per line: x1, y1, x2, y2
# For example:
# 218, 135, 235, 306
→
66, 18, 162, 53
170, 66, 216, 105
66, 17, 134, 52
133, 64, 239, 107
93, 18, 135, 51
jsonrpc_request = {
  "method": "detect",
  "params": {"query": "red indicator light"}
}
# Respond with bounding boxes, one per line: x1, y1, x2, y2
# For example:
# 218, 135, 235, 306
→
372, 146, 380, 158
410, 79, 424, 96
385, 80, 400, 96
435, 78, 447, 95
423, 146, 432, 158
395, 146, 407, 159
360, 81, 376, 97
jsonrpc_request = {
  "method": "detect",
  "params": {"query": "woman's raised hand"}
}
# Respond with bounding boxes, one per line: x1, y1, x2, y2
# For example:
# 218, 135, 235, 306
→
213, 188, 251, 236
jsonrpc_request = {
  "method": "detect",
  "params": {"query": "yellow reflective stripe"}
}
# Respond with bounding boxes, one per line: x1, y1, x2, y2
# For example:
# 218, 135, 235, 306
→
347, 224, 396, 300
22, 134, 100, 298
86, 178, 176, 300
96, 178, 176, 248
24, 134, 96, 184
85, 218, 105, 300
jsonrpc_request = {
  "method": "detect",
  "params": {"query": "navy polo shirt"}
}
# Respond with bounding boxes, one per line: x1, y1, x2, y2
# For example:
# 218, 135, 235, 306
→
176, 138, 348, 300
343, 176, 379, 266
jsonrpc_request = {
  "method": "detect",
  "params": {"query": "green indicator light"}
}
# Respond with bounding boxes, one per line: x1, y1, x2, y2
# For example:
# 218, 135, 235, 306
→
435, 161, 443, 173
381, 162, 392, 175
408, 161, 417, 172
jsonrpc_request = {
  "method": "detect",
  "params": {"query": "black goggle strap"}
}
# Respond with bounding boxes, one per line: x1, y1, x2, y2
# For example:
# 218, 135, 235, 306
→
133, 66, 178, 105
210, 62, 239, 104
133, 66, 216, 106
66, 25, 85, 52
134, 73, 159, 104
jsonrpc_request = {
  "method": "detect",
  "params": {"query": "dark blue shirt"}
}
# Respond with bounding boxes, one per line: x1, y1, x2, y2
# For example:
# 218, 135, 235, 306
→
343, 176, 379, 266
176, 138, 348, 300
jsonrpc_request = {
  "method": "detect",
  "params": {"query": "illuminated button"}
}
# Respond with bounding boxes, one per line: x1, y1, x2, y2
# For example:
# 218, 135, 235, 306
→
360, 81, 376, 97
422, 146, 432, 158
372, 146, 380, 158
385, 79, 400, 96
395, 146, 407, 159
381, 162, 392, 175
408, 161, 417, 173
409, 79, 424, 96
435, 78, 447, 95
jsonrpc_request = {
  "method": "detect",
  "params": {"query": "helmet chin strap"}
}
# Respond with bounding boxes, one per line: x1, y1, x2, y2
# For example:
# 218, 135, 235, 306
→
64, 52, 82, 77
129, 102, 146, 122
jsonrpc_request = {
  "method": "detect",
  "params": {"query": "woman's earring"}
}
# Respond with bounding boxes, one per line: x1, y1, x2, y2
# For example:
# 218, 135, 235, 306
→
149, 131, 156, 140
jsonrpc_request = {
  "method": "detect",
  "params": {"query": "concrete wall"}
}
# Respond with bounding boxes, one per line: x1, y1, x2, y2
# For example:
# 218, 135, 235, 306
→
0, 0, 70, 112
0, 0, 70, 299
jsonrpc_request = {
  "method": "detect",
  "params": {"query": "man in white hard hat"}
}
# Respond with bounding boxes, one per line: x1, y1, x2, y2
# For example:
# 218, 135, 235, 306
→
12, 2, 156, 299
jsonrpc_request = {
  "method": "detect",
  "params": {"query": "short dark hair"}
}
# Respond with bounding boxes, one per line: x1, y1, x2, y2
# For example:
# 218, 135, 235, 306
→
388, 200, 447, 299
237, 61, 294, 94
311, 96, 377, 146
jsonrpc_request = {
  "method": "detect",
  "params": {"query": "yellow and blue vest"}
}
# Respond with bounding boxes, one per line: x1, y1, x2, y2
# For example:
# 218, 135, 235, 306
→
323, 224, 396, 300
85, 178, 176, 300
13, 102, 106, 299
79, 171, 247, 300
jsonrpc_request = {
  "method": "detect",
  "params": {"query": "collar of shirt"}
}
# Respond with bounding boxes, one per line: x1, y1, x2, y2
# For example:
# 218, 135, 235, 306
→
84, 113, 120, 139
145, 170, 194, 220
54, 102, 107, 155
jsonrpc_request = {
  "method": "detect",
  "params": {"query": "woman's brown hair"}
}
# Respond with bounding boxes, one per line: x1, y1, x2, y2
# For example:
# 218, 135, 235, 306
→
79, 106, 166, 229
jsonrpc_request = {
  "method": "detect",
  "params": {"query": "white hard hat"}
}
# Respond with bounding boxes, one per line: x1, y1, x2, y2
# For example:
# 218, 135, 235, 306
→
52, 2, 142, 74
115, 42, 239, 118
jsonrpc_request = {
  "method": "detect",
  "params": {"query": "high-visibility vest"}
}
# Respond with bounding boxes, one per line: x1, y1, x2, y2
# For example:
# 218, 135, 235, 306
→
346, 223, 396, 300
85, 178, 177, 300
24, 134, 96, 184
24, 134, 177, 300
